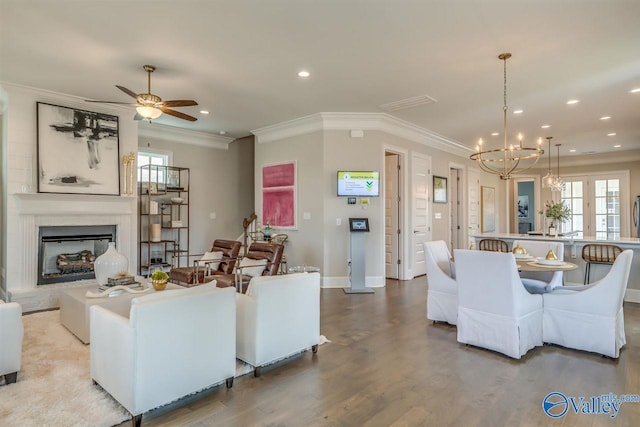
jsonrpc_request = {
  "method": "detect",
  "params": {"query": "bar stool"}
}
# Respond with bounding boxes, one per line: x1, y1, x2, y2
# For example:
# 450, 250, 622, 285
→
581, 244, 622, 284
478, 238, 510, 253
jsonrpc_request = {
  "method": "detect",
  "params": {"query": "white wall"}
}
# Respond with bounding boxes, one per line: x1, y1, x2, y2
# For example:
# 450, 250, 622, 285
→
0, 83, 138, 304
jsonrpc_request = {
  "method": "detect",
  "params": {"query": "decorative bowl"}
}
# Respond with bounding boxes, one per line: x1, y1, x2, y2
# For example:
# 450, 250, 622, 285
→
170, 197, 183, 204
536, 257, 564, 266
152, 279, 168, 291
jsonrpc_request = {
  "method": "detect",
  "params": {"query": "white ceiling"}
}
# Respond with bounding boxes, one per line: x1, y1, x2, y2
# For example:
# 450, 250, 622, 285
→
1, 0, 639, 158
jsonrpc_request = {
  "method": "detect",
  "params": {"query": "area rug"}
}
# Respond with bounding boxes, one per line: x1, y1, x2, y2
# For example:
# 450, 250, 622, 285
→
0, 310, 256, 427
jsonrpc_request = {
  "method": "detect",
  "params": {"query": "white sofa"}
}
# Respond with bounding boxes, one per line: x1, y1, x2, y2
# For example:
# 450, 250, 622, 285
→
543, 249, 633, 358
90, 284, 236, 425
236, 272, 320, 377
0, 301, 23, 385
424, 241, 457, 325
454, 249, 543, 359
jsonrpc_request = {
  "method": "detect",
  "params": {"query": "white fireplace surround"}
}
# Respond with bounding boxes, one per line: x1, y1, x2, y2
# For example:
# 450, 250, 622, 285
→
9, 193, 137, 312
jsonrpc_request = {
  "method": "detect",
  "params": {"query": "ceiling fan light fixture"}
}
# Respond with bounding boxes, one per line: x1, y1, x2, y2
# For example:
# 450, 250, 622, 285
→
136, 105, 162, 120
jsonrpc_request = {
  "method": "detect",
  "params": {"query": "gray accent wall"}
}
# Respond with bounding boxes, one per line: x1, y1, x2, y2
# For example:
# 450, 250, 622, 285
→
139, 135, 254, 256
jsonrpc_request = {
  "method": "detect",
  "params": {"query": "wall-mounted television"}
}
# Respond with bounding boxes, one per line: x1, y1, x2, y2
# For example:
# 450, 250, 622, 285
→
337, 171, 380, 197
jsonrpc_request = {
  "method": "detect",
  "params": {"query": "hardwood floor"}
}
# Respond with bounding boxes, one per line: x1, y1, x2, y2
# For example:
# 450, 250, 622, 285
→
118, 278, 640, 426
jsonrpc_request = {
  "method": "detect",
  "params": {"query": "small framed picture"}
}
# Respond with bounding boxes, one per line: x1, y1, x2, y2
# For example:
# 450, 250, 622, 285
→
433, 176, 447, 203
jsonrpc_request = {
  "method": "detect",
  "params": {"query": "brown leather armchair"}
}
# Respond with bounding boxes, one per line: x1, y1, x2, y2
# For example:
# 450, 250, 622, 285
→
169, 239, 241, 286
215, 242, 284, 293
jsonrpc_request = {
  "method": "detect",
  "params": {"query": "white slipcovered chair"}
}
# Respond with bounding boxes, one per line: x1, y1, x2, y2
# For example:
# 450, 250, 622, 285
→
0, 301, 23, 385
90, 284, 236, 426
542, 249, 633, 358
453, 249, 543, 359
423, 240, 457, 325
513, 240, 565, 294
236, 272, 320, 377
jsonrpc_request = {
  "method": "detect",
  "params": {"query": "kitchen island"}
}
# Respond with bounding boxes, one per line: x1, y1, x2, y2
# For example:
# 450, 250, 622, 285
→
472, 233, 640, 302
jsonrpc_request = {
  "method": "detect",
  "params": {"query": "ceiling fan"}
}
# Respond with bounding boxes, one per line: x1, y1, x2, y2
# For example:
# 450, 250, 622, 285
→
86, 65, 198, 122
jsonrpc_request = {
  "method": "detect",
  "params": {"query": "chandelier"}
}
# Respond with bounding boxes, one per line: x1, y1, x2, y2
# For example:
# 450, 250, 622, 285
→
551, 143, 566, 191
542, 136, 557, 189
470, 53, 543, 180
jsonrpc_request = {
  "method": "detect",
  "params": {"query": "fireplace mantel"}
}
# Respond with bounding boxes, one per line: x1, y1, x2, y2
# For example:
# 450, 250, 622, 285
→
8, 193, 138, 311
15, 193, 137, 216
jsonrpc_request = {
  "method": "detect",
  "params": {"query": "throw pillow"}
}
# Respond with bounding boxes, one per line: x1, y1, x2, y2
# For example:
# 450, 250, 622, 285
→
238, 257, 268, 277
200, 251, 223, 271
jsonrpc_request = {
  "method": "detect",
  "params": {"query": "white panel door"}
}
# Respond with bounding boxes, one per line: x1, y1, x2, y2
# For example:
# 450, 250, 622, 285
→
412, 154, 431, 277
385, 154, 399, 279
468, 169, 481, 248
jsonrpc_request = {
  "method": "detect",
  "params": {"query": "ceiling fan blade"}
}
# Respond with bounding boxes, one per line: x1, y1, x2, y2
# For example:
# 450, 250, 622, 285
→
159, 107, 197, 122
85, 100, 137, 105
158, 100, 198, 107
116, 85, 140, 100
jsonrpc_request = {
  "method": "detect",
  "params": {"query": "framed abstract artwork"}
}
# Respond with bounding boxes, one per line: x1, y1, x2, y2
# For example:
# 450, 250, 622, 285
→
481, 186, 496, 232
37, 102, 120, 195
262, 161, 296, 229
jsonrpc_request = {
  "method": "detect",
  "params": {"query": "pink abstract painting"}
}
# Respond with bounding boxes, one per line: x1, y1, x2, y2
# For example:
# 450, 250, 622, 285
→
262, 162, 296, 228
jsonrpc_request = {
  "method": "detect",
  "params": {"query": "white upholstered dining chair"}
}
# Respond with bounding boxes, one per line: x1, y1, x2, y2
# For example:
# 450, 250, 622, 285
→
513, 240, 564, 294
424, 241, 457, 325
542, 249, 633, 358
453, 249, 543, 359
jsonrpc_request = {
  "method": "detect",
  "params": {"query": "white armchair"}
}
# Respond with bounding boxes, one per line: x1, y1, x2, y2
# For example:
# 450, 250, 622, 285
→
454, 249, 543, 359
513, 240, 564, 294
0, 301, 23, 385
542, 249, 633, 358
236, 272, 320, 377
424, 241, 457, 325
90, 284, 236, 425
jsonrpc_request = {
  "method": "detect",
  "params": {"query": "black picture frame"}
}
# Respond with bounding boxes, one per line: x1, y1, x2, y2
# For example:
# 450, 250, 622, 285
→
37, 102, 120, 195
433, 175, 447, 203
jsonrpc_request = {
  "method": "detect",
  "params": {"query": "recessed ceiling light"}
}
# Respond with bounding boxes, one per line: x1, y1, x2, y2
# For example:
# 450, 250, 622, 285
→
541, 124, 551, 129
599, 116, 611, 120
219, 131, 226, 135
614, 144, 622, 148
491, 132, 499, 136
297, 70, 310, 77
567, 99, 580, 105
570, 149, 576, 153
607, 132, 617, 136
513, 109, 523, 114
630, 88, 640, 93
199, 110, 209, 115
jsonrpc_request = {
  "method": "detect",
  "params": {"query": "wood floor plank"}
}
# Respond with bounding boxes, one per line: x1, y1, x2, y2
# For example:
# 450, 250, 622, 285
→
114, 278, 640, 426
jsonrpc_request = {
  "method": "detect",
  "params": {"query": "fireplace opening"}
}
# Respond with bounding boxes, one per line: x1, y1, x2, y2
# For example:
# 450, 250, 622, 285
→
38, 225, 117, 285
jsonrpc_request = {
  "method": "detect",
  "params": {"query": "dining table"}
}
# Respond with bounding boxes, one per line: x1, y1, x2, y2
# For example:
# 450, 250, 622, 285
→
515, 257, 578, 273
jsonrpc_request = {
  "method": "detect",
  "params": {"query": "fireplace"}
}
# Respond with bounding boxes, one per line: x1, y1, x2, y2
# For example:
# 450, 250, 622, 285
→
37, 225, 117, 285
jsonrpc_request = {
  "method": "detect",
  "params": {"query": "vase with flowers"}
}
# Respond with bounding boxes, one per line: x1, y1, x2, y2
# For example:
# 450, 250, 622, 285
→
539, 200, 571, 236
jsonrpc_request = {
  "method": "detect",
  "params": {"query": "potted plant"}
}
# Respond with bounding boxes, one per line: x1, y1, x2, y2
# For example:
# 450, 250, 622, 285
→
151, 270, 169, 291
540, 200, 571, 236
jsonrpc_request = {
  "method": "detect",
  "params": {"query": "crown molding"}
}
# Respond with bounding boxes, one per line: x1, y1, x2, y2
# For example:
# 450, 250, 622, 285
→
252, 112, 473, 157
138, 121, 233, 149
0, 82, 233, 149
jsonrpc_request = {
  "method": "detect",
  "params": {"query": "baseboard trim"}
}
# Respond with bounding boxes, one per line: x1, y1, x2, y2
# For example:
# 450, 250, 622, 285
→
322, 276, 385, 288
625, 289, 640, 304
